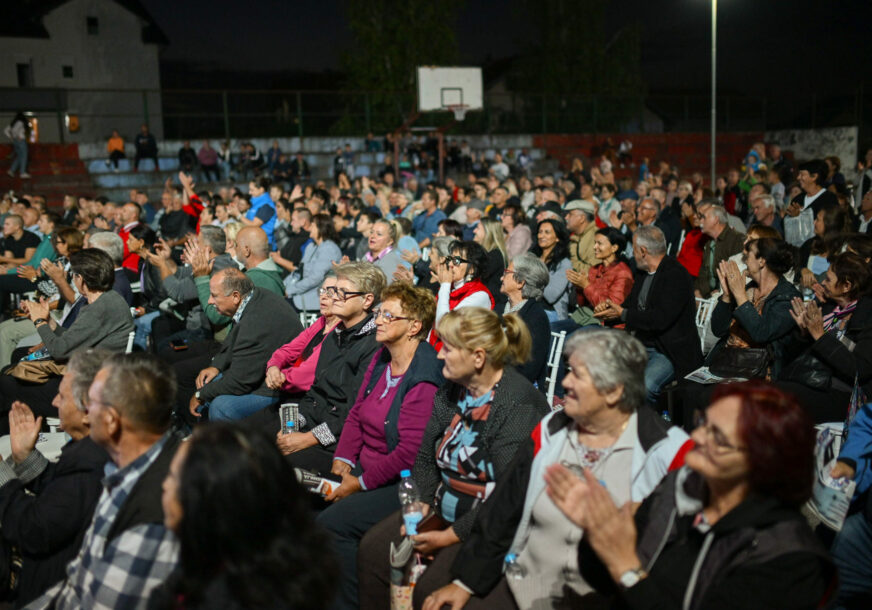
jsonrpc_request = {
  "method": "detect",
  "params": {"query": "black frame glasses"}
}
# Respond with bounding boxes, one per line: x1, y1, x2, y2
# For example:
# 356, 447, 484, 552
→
445, 255, 469, 267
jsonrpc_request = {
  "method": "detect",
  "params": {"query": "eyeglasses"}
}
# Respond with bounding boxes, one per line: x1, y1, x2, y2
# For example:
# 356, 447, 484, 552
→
445, 255, 468, 267
501, 268, 518, 279
372, 307, 409, 323
693, 411, 747, 454
325, 286, 365, 301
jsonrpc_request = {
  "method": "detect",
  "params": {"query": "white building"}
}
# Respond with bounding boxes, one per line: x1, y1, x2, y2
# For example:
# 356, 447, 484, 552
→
0, 0, 165, 143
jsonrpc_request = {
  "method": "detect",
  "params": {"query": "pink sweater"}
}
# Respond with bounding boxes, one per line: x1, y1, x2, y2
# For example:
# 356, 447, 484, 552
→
265, 316, 335, 394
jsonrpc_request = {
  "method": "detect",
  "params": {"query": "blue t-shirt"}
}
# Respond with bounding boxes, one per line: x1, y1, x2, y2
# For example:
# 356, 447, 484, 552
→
246, 192, 277, 248
412, 209, 447, 244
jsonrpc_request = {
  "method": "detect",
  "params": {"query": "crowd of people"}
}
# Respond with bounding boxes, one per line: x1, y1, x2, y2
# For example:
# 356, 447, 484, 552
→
0, 137, 868, 609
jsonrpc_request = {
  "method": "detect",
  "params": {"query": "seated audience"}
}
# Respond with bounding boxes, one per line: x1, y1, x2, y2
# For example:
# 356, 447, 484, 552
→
363, 219, 404, 281
265, 274, 341, 396
694, 202, 745, 298
594, 226, 702, 404
30, 352, 182, 608
424, 329, 691, 609
0, 349, 110, 607
472, 219, 508, 309
547, 381, 832, 610
798, 205, 851, 290
676, 199, 709, 277
779, 252, 872, 422
500, 202, 532, 260
148, 423, 336, 610
316, 283, 442, 610
398, 235, 454, 295
434, 240, 493, 327
500, 252, 551, 388
0, 211, 58, 305
188, 268, 302, 421
358, 307, 550, 609
530, 218, 572, 321
0, 249, 134, 426
88, 231, 133, 306
283, 213, 343, 313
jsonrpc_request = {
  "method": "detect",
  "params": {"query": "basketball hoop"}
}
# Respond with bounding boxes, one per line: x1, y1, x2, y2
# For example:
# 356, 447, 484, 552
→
447, 104, 469, 121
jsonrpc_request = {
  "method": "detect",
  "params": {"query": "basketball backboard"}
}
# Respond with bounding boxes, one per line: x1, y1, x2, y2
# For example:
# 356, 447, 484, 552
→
417, 67, 483, 115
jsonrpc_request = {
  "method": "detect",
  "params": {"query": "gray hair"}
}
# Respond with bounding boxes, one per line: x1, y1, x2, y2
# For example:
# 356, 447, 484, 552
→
633, 225, 667, 256
757, 194, 775, 210
68, 348, 112, 412
640, 196, 660, 213
218, 267, 254, 297
431, 236, 455, 259
100, 353, 176, 434
200, 225, 227, 255
701, 203, 728, 226
89, 231, 124, 265
563, 328, 648, 413
512, 252, 549, 300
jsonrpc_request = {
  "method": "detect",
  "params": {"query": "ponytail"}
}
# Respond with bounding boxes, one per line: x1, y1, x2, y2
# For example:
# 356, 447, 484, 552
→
502, 313, 531, 365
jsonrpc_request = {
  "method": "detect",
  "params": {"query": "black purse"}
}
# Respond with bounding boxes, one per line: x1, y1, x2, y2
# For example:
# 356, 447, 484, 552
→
780, 351, 832, 390
709, 346, 772, 379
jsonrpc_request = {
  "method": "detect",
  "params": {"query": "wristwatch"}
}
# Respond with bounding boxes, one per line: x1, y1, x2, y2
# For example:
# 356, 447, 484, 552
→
619, 567, 648, 589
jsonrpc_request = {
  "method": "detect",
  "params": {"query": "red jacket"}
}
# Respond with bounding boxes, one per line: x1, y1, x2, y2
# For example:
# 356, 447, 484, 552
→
676, 229, 710, 278
118, 222, 141, 273
576, 260, 634, 308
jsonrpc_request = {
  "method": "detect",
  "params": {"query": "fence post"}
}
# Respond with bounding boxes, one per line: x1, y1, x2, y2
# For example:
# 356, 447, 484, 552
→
55, 89, 65, 144
542, 94, 547, 134
592, 96, 598, 134
364, 92, 371, 134
811, 92, 816, 129
222, 90, 230, 140
296, 91, 303, 140
761, 97, 767, 132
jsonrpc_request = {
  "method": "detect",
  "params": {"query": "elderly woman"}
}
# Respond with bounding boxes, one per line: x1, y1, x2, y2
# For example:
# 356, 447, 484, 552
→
395, 235, 455, 295
0, 249, 134, 428
422, 329, 691, 610
779, 252, 872, 422
545, 381, 831, 610
364, 219, 404, 281
434, 240, 493, 326
150, 424, 336, 610
501, 252, 551, 388
316, 283, 443, 610
710, 237, 799, 379
282, 213, 342, 313
530, 218, 572, 321
265, 274, 341, 396
358, 307, 550, 609
500, 202, 532, 260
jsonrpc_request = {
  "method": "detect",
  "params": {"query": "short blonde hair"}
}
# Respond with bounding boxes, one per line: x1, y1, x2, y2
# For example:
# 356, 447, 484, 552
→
479, 218, 507, 262
223, 221, 243, 245
437, 307, 531, 367
334, 261, 386, 309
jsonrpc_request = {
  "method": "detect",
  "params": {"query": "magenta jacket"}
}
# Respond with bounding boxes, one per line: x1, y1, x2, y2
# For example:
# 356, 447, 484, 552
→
265, 316, 335, 394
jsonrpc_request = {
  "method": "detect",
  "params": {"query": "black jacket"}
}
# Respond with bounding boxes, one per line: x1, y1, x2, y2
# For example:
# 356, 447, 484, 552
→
655, 207, 683, 257
781, 295, 872, 395
624, 256, 703, 378
300, 314, 380, 444
412, 366, 549, 541
709, 276, 800, 378
0, 437, 109, 608
200, 289, 303, 402
514, 299, 550, 389
582, 468, 834, 610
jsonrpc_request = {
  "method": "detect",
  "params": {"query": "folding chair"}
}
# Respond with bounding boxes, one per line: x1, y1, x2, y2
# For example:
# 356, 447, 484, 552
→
545, 330, 567, 410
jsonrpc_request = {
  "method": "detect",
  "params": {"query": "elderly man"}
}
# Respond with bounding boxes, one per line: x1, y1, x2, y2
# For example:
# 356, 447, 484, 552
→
750, 193, 784, 236
248, 261, 384, 474
188, 268, 301, 421
30, 353, 182, 609
463, 199, 487, 241
564, 200, 598, 300
0, 211, 58, 307
594, 226, 702, 404
0, 349, 110, 607
693, 202, 745, 298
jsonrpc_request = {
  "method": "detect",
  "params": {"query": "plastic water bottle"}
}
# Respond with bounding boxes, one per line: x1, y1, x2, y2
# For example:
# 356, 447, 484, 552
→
504, 553, 526, 579
398, 470, 423, 536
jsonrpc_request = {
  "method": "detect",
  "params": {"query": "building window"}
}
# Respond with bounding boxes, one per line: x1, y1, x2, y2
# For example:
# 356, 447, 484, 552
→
87, 16, 98, 35
62, 65, 74, 79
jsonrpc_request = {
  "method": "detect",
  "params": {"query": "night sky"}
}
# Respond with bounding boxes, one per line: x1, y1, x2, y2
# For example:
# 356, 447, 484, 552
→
140, 0, 872, 97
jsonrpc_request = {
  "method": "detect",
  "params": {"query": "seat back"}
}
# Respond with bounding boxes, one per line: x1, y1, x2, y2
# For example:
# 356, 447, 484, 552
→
545, 330, 567, 410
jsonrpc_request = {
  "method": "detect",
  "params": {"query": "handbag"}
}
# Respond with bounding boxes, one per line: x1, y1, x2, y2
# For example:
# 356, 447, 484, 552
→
4, 360, 66, 383
708, 346, 771, 379
780, 351, 831, 390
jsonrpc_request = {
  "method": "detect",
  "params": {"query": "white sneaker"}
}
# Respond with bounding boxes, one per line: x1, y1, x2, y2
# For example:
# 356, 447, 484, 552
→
20, 173, 31, 179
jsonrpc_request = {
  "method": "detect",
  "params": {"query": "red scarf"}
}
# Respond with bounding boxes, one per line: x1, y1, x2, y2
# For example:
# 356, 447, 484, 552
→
430, 280, 495, 350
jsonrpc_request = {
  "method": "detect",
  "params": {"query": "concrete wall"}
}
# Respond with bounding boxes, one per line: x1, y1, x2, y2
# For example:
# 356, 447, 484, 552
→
765, 127, 858, 169
0, 0, 162, 142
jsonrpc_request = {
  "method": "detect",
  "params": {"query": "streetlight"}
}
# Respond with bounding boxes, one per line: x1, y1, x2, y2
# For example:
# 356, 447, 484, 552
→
710, 0, 717, 189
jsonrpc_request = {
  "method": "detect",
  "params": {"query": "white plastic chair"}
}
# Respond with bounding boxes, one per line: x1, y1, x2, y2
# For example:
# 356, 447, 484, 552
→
298, 312, 319, 328
125, 330, 135, 354
695, 297, 717, 354
545, 330, 567, 410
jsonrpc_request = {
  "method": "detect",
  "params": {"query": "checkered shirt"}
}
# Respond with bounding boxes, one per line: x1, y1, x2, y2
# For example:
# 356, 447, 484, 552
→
25, 432, 179, 609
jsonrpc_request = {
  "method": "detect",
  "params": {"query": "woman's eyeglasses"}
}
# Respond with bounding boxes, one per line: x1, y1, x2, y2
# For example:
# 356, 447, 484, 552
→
372, 307, 409, 323
318, 286, 365, 301
693, 411, 747, 454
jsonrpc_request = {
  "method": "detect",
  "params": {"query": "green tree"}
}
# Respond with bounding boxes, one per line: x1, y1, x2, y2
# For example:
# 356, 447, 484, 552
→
337, 0, 464, 134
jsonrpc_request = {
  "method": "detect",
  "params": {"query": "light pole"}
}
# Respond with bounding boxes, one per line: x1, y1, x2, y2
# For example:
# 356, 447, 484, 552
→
710, 0, 717, 189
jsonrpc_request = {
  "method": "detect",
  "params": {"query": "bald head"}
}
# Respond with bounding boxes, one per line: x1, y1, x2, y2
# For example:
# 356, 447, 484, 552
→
236, 226, 270, 268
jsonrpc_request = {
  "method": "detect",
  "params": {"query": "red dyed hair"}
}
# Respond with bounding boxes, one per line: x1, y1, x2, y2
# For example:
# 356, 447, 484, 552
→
711, 380, 815, 507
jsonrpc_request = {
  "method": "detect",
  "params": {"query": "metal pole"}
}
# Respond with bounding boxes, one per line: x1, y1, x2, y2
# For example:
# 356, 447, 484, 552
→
222, 91, 230, 141
710, 0, 717, 188
364, 93, 371, 135
56, 89, 65, 144
142, 89, 149, 129
296, 91, 303, 140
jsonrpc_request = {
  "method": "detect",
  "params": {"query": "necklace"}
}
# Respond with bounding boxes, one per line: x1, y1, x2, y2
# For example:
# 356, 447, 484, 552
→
564, 417, 630, 475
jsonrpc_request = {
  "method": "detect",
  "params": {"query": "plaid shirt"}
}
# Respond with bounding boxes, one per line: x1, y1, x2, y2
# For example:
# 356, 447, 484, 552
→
26, 432, 179, 610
